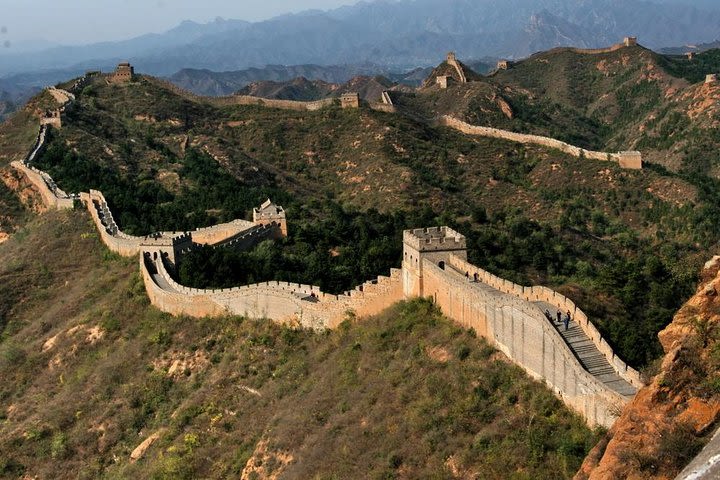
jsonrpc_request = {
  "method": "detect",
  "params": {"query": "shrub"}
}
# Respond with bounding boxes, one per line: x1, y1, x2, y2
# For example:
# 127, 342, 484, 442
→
50, 432, 68, 459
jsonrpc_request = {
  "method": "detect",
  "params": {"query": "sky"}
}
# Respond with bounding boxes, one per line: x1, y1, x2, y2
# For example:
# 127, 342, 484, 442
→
0, 0, 360, 47
0, 0, 715, 50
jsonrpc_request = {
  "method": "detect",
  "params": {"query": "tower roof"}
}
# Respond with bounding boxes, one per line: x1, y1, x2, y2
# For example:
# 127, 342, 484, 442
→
255, 199, 285, 216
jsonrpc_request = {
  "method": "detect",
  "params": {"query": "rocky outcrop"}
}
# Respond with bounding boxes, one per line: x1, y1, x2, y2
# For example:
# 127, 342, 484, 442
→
130, 431, 163, 462
575, 256, 720, 480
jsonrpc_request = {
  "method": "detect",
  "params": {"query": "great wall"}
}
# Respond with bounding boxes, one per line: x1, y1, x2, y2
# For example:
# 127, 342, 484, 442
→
4, 67, 652, 428
438, 116, 643, 169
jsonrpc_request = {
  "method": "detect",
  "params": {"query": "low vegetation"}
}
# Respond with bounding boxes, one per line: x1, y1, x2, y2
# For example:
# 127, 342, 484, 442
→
0, 212, 600, 479
4, 42, 720, 478
25, 73, 720, 368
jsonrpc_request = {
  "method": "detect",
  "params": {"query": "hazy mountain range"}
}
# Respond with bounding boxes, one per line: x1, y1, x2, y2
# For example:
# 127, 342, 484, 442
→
168, 59, 494, 97
1, 0, 720, 117
3, 0, 720, 76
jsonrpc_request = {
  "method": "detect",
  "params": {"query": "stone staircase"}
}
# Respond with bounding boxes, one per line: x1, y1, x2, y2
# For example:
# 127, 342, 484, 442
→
445, 261, 637, 398
535, 301, 637, 397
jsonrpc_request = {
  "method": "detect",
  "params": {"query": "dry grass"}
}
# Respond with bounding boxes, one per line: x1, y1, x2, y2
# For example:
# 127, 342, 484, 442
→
0, 210, 599, 479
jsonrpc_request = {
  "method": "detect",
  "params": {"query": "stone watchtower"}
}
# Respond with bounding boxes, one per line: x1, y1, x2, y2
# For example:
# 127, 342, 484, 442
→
402, 227, 467, 298
436, 76, 452, 89
340, 93, 360, 109
109, 62, 135, 84
140, 232, 193, 272
253, 199, 288, 237
624, 37, 638, 47
40, 109, 63, 128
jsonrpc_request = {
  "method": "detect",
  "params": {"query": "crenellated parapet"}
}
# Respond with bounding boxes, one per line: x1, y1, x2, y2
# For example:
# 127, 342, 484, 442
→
79, 188, 277, 265
402, 227, 466, 252
253, 199, 288, 237
400, 226, 642, 427
140, 250, 403, 330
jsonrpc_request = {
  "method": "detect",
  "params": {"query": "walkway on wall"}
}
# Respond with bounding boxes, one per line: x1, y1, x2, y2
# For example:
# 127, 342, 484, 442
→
536, 301, 637, 397
145, 259, 173, 291
444, 262, 637, 397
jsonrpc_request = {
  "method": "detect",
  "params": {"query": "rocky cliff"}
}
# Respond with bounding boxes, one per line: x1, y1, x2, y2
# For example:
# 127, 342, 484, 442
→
576, 257, 720, 479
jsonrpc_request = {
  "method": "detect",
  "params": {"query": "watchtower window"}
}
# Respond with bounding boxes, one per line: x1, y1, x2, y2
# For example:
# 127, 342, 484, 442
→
438, 261, 445, 270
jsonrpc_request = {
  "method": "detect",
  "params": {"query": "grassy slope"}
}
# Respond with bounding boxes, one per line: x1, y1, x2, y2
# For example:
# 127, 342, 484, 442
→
19, 76, 719, 368
490, 46, 720, 177
399, 79, 607, 150
0, 88, 65, 168
0, 211, 598, 479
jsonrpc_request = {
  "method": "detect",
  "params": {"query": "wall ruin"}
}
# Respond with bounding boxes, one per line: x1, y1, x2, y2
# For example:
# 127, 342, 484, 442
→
40, 110, 62, 129
340, 93, 360, 109
253, 199, 288, 237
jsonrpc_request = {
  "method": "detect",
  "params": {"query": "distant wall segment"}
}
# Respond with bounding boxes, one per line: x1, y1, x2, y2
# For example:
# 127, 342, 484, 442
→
438, 116, 643, 170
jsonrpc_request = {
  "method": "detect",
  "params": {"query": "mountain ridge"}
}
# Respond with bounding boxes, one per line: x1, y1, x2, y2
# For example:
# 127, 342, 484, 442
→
2, 39, 720, 478
3, 0, 720, 77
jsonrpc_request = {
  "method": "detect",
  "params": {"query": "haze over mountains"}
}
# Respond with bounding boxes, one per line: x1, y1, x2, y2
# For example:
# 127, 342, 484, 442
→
1, 0, 720, 113
3, 0, 720, 76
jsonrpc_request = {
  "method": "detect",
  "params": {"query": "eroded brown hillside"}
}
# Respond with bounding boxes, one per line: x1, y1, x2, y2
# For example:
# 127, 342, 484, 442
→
576, 257, 720, 480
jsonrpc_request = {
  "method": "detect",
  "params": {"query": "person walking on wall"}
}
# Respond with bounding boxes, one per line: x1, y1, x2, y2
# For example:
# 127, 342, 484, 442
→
545, 309, 552, 322
556, 310, 562, 324
564, 311, 571, 331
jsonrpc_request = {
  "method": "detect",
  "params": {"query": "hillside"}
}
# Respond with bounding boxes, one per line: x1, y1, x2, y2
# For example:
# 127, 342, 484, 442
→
3, 40, 720, 478
236, 75, 403, 103
406, 45, 720, 178
661, 40, 720, 55
169, 64, 432, 97
5, 72, 716, 372
0, 94, 16, 123
237, 77, 338, 101
0, 211, 599, 479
